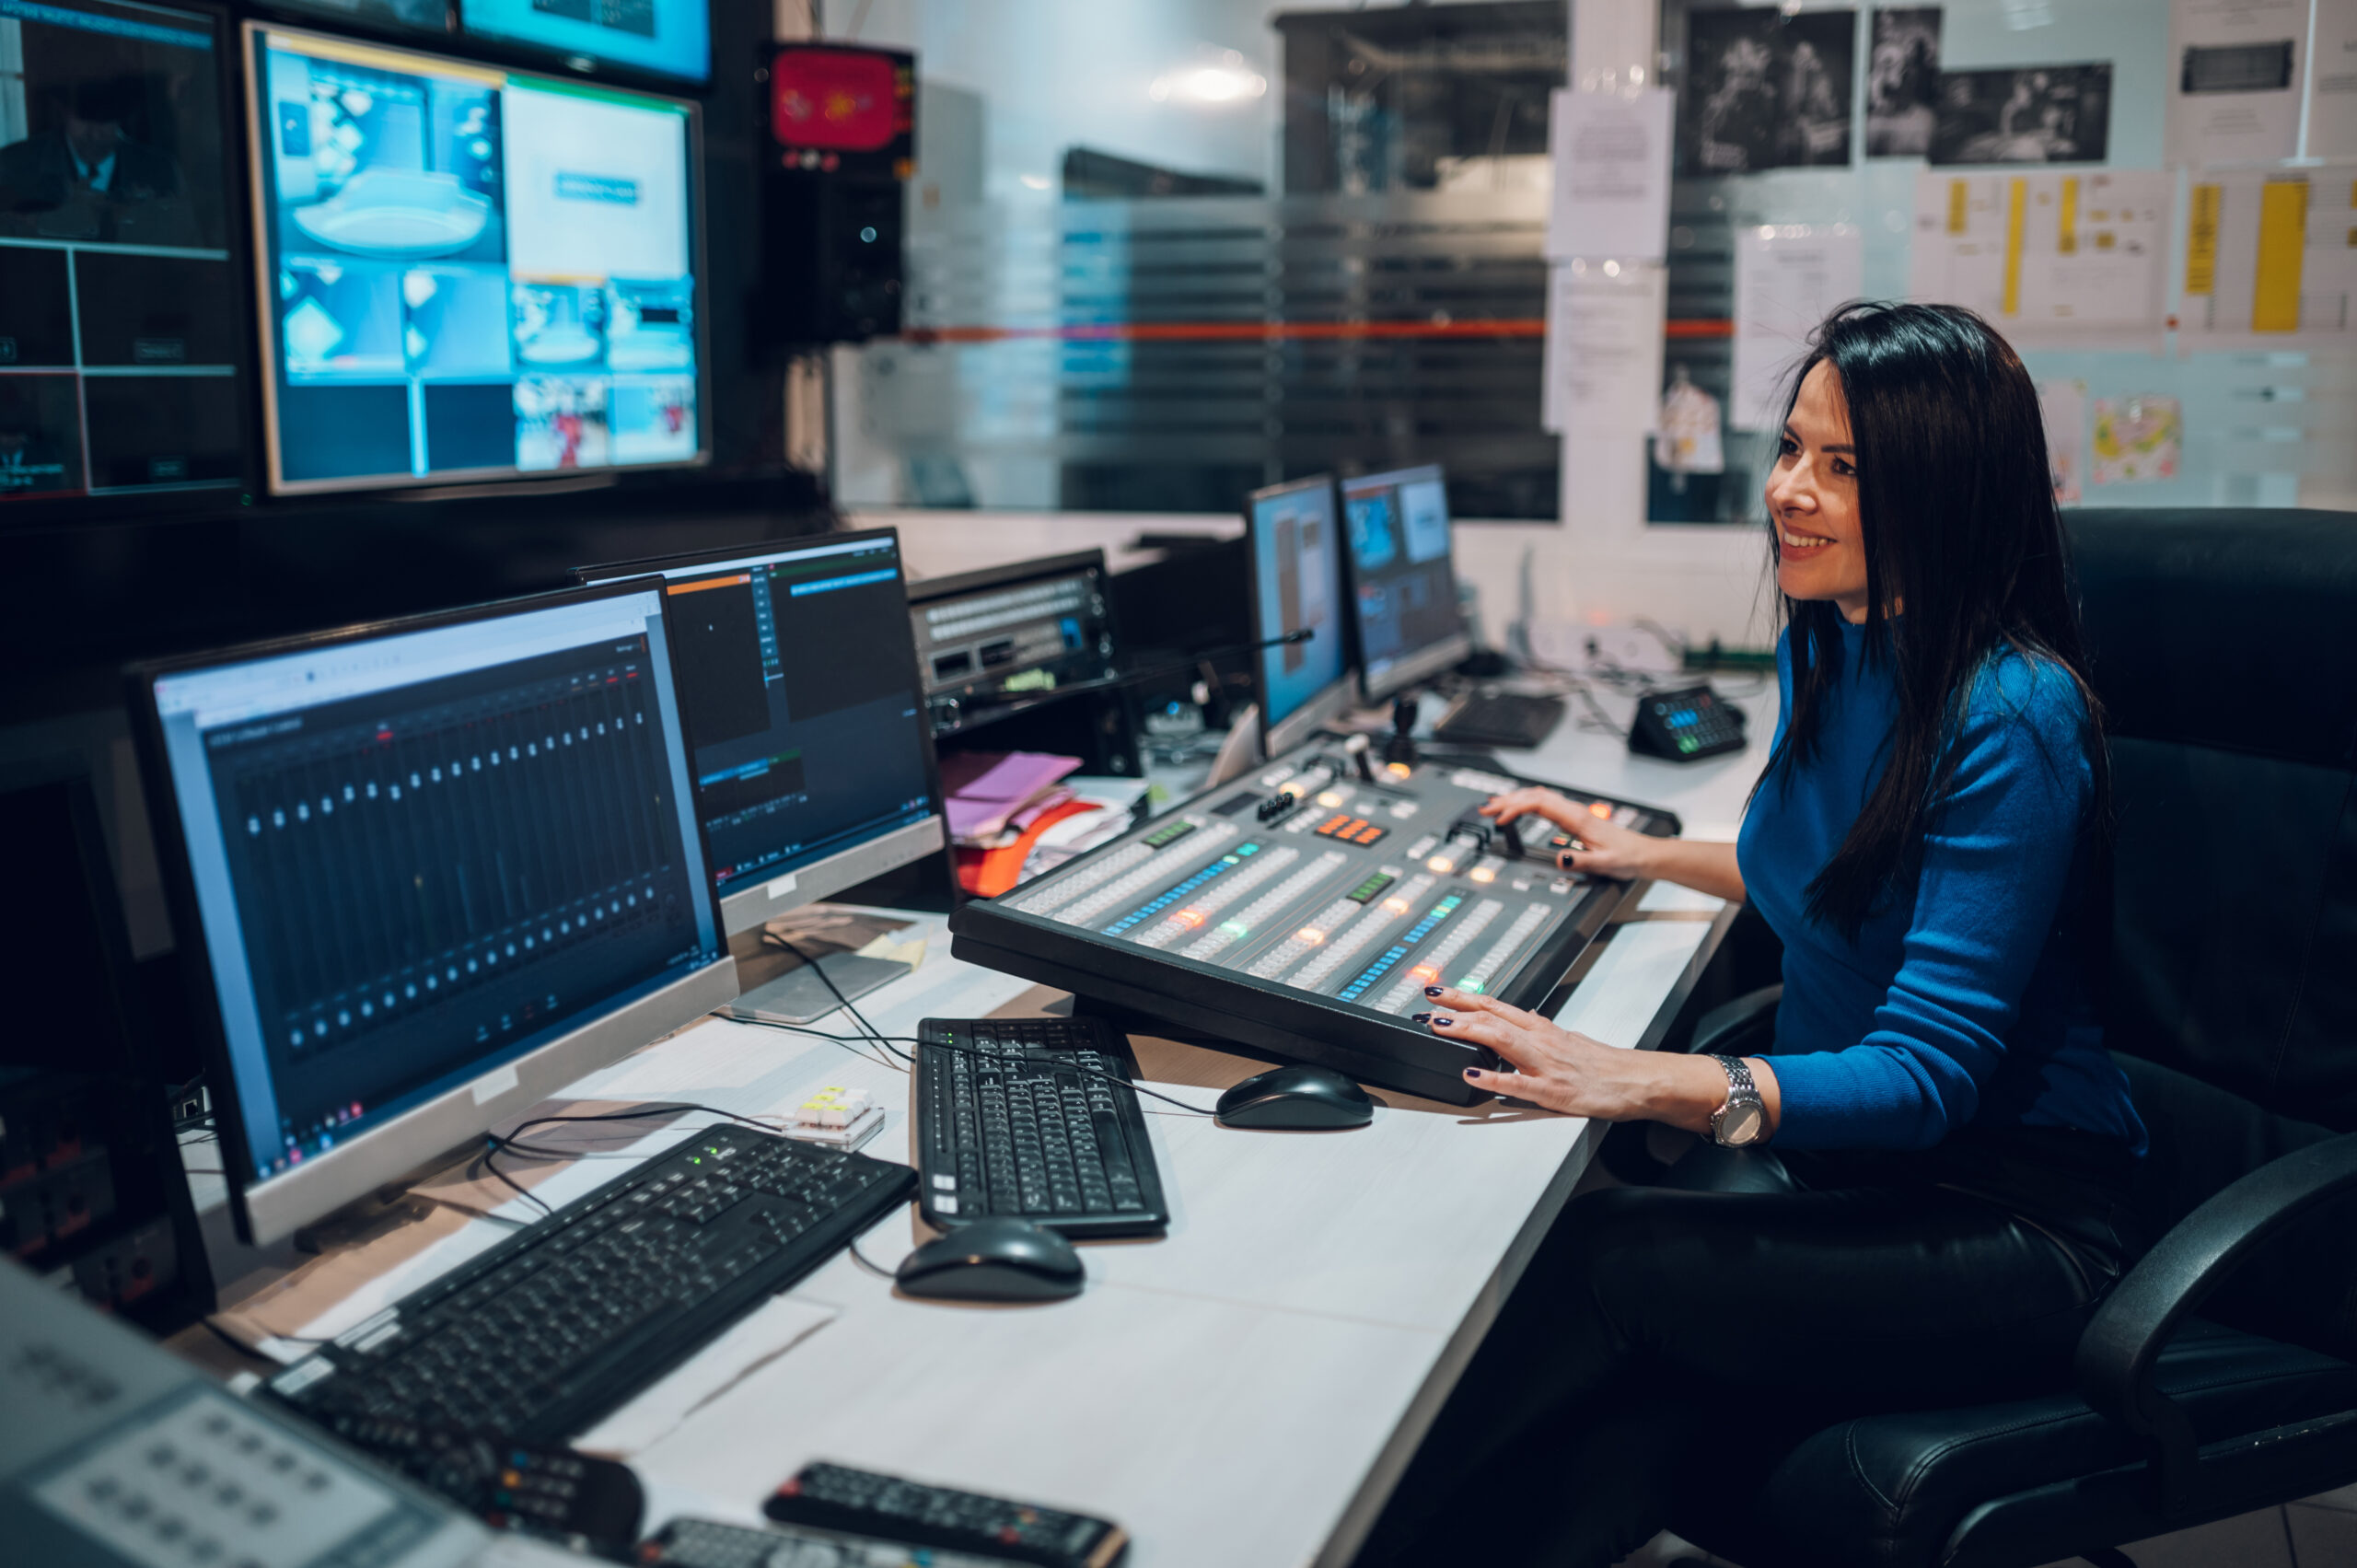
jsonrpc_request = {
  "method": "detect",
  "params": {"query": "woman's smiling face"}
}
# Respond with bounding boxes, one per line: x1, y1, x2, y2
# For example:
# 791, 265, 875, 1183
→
1767, 360, 1873, 623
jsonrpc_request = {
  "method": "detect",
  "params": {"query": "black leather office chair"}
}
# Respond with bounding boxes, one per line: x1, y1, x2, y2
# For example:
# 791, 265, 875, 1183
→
1653, 509, 2357, 1568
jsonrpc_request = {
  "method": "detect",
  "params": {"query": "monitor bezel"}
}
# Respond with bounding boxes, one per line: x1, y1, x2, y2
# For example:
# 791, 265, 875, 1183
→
0, 0, 258, 524
573, 527, 953, 935
125, 576, 737, 1246
1244, 473, 1357, 760
455, 0, 713, 89
241, 19, 714, 497
1339, 463, 1473, 704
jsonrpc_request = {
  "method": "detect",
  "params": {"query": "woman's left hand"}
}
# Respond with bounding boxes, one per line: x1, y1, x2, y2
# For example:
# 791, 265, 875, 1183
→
1416, 986, 1640, 1117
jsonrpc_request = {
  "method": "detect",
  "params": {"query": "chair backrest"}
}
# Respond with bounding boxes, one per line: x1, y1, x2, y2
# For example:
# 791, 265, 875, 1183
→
2068, 509, 2357, 1134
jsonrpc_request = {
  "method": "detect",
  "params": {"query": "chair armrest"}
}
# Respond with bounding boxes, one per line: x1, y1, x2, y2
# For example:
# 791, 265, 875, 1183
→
2075, 1130, 2357, 1516
1689, 984, 1782, 1059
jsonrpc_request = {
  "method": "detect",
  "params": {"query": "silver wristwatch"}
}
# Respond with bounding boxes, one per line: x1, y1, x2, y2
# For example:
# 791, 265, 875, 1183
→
1709, 1054, 1768, 1147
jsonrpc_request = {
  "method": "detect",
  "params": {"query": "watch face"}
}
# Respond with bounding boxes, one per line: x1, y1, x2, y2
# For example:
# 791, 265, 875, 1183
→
1720, 1102, 1765, 1146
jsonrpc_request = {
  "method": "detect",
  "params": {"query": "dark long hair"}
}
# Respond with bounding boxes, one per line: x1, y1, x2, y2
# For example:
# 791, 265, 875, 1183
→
1762, 301, 2107, 938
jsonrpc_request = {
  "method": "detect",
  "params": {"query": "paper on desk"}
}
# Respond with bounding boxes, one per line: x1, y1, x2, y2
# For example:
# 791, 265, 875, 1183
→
574, 1295, 840, 1460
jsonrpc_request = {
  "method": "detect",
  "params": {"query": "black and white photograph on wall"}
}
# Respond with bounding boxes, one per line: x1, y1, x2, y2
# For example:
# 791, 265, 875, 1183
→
1865, 7, 1943, 157
1680, 7, 1856, 173
1929, 64, 2113, 165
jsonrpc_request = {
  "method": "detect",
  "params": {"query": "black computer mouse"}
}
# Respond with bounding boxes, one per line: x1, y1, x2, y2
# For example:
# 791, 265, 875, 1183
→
1214, 1065, 1376, 1131
894, 1218, 1085, 1303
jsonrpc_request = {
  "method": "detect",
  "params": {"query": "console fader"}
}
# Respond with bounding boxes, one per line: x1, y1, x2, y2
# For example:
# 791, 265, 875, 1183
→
947, 740, 1680, 1105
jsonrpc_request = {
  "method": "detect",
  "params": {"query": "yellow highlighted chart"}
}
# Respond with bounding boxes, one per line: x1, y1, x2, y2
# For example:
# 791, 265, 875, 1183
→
2179, 167, 2357, 347
1909, 170, 2171, 345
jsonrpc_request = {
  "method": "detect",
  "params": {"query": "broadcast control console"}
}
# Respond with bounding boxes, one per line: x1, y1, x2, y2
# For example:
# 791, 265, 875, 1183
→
947, 740, 1680, 1105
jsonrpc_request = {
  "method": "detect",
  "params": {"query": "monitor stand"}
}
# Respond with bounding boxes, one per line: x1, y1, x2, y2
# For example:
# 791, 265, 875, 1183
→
721, 953, 914, 1026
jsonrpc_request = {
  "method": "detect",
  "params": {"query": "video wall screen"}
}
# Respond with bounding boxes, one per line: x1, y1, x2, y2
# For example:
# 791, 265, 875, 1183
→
0, 0, 245, 505
459, 0, 707, 87
246, 23, 704, 494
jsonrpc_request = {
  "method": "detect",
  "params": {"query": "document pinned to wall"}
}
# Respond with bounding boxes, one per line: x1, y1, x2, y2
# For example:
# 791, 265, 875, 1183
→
2037, 378, 2087, 505
1907, 170, 2171, 348
2178, 166, 2357, 348
1543, 259, 1667, 433
1547, 87, 1674, 261
2165, 0, 2310, 166
2311, 2, 2357, 158
1729, 224, 1862, 431
2092, 395, 2183, 486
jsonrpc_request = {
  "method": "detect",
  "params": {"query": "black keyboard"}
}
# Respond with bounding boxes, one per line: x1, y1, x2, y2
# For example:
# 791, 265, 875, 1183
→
1433, 690, 1565, 749
261, 1126, 915, 1444
915, 1016, 1168, 1238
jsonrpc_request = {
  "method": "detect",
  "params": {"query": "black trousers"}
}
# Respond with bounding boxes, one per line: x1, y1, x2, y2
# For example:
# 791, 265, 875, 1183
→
1356, 1127, 2143, 1568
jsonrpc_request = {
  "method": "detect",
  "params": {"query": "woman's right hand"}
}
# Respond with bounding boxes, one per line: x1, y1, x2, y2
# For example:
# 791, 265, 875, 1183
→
1480, 787, 1660, 880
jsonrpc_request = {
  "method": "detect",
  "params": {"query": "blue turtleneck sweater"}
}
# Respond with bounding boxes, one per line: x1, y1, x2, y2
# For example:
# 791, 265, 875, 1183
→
1733, 620, 2144, 1153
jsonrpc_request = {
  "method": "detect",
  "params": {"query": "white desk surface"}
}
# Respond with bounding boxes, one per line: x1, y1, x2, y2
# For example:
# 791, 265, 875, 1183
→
201, 680, 1780, 1568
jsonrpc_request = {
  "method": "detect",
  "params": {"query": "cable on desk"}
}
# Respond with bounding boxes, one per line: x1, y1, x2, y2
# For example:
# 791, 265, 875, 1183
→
725, 1012, 917, 1074
847, 1235, 903, 1279
767, 935, 908, 1067
737, 935, 1222, 1116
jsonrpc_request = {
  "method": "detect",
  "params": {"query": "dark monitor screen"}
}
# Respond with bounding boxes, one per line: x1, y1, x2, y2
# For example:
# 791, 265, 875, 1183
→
460, 0, 708, 85
580, 531, 939, 920
139, 582, 722, 1200
1340, 463, 1469, 701
0, 0, 244, 505
908, 551, 1117, 732
245, 22, 704, 494
263, 0, 449, 38
1247, 474, 1351, 755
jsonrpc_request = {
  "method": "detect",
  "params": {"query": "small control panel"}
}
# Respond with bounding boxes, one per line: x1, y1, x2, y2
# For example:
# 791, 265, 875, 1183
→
1629, 684, 1747, 761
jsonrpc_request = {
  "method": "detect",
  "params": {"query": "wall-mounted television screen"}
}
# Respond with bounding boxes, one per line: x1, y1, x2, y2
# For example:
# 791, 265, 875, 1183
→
459, 0, 707, 86
245, 22, 704, 494
1, 0, 245, 505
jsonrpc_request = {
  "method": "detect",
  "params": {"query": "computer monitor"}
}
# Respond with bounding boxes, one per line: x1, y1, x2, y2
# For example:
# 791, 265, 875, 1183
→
0, 0, 246, 505
907, 550, 1120, 737
1340, 463, 1471, 702
244, 22, 706, 494
460, 0, 709, 85
1246, 474, 1354, 758
577, 530, 946, 936
130, 579, 736, 1245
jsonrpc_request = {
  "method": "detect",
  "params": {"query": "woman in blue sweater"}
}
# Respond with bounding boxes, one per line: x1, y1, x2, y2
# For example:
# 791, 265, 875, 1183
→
1362, 303, 2144, 1566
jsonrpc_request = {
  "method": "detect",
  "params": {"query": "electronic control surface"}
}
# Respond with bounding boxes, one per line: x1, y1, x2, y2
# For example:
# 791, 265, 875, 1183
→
947, 743, 1679, 1105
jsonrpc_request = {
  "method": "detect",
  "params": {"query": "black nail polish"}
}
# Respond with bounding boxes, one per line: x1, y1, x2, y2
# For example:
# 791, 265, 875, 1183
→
1410, 1012, 1431, 1024
1463, 1067, 1480, 1080
1423, 985, 1445, 997
1433, 1016, 1455, 1028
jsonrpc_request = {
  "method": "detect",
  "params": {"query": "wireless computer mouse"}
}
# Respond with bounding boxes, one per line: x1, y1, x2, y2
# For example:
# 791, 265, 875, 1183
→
894, 1218, 1085, 1302
1214, 1065, 1376, 1131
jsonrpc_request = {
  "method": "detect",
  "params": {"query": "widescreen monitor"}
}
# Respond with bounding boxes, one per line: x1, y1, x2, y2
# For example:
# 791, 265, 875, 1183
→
579, 530, 945, 935
460, 0, 708, 85
245, 23, 705, 494
1246, 474, 1354, 758
0, 0, 245, 505
131, 579, 736, 1245
1340, 463, 1470, 702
